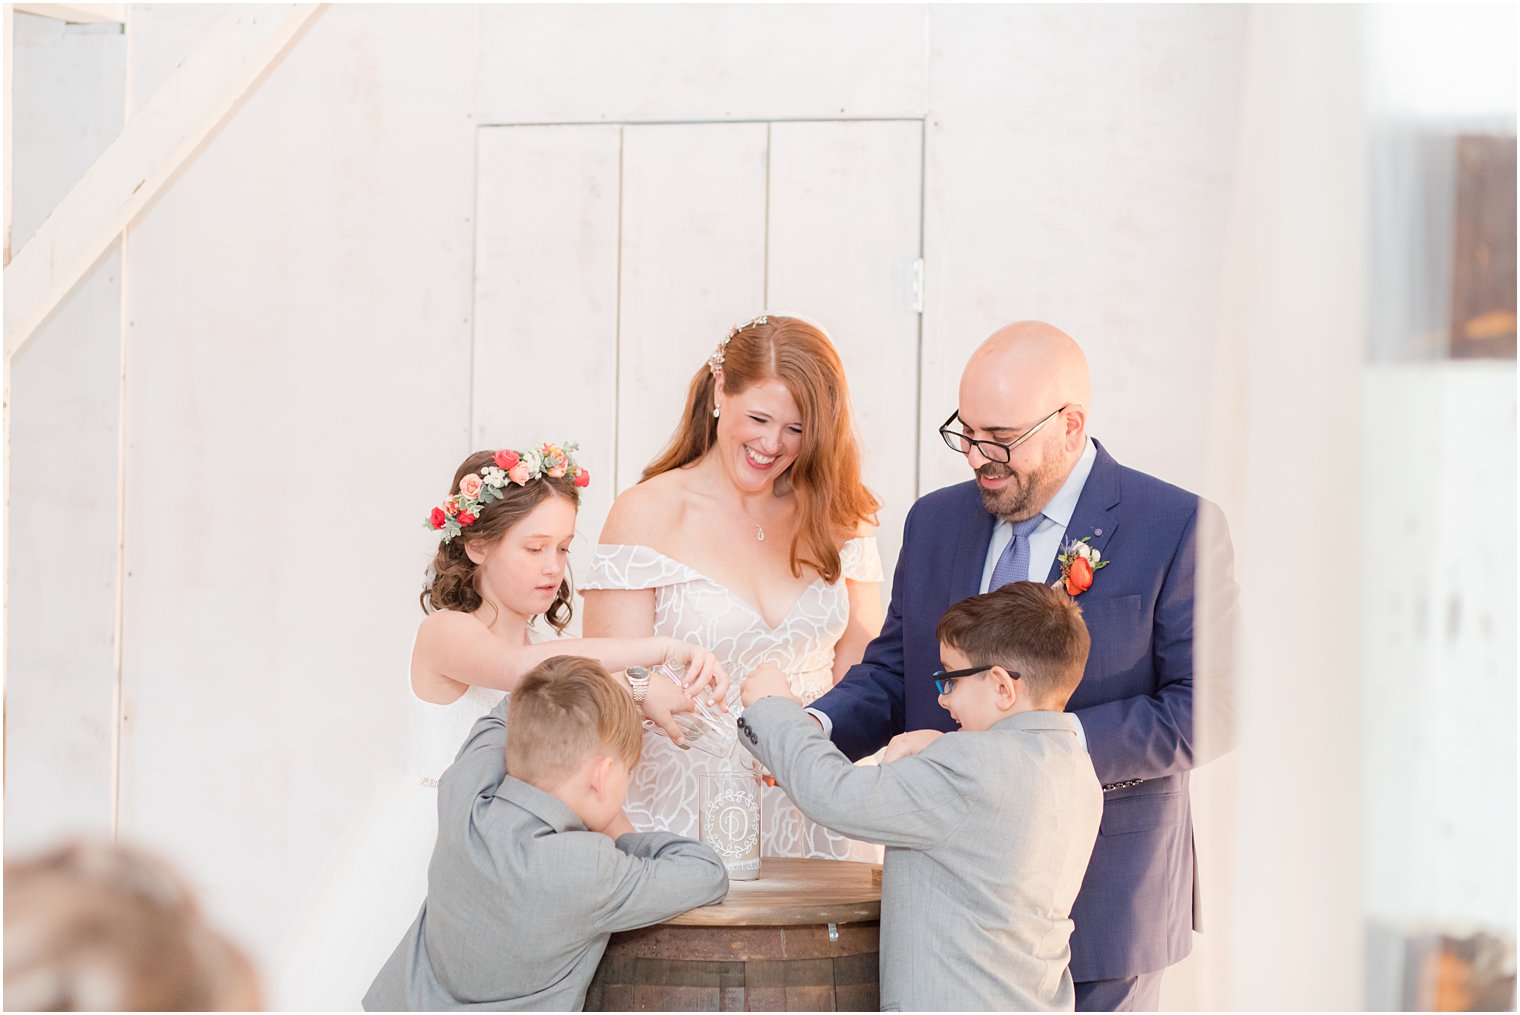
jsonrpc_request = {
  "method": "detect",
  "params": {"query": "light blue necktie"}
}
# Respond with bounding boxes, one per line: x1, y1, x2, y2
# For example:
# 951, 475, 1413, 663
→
990, 515, 1045, 589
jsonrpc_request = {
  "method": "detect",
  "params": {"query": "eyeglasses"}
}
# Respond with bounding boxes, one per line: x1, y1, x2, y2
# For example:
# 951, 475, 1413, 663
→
938, 405, 1068, 464
931, 664, 1020, 696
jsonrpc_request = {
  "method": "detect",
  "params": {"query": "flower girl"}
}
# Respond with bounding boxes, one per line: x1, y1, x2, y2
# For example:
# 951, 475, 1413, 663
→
274, 442, 727, 1011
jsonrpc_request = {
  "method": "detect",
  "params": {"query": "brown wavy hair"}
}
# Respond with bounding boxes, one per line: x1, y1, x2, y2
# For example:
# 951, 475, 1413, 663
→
642, 316, 879, 584
419, 450, 581, 631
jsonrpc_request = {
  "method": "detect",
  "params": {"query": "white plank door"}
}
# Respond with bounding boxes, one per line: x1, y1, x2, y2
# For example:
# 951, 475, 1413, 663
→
616, 123, 769, 490
767, 120, 923, 589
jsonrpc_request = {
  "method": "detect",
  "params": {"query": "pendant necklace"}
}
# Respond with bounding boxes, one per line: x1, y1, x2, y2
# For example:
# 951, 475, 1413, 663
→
737, 498, 765, 542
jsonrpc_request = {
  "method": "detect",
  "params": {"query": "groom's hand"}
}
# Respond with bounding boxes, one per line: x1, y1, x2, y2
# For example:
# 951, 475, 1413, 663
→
741, 664, 796, 708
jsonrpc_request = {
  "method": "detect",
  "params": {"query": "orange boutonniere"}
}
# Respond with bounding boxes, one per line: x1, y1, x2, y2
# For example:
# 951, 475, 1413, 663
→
1056, 537, 1110, 596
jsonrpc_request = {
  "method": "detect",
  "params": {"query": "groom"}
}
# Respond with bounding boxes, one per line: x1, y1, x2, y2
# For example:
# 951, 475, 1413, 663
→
809, 321, 1237, 1011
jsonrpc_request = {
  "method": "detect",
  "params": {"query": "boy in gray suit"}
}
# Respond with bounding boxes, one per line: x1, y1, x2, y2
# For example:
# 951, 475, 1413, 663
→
738, 581, 1102, 1012
365, 655, 728, 1012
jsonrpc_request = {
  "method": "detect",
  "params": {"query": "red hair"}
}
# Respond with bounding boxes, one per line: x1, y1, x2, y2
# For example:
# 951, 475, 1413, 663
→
642, 316, 879, 583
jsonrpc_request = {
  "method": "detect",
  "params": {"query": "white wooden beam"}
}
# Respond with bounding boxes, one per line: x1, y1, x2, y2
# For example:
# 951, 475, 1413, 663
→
3, 3, 323, 357
12, 4, 127, 23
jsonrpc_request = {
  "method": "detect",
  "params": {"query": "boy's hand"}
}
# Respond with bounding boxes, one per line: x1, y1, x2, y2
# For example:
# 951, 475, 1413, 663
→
600, 809, 635, 841
884, 729, 944, 763
740, 663, 796, 708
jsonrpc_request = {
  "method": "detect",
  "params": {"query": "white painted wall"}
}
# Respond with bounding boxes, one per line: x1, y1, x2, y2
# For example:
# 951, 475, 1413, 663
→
919, 5, 1249, 499
6, 6, 1511, 1011
5, 11, 125, 852
114, 1, 478, 953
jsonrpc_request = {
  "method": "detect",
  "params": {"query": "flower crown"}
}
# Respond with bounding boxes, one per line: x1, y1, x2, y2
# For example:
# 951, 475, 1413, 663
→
425, 442, 589, 543
707, 314, 769, 375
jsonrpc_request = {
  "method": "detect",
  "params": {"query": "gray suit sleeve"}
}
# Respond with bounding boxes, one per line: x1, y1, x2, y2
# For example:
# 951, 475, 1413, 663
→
740, 696, 972, 850
587, 832, 729, 935
437, 694, 512, 809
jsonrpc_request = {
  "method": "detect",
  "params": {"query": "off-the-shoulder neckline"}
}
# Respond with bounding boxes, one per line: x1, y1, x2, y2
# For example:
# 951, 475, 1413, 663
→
590, 538, 873, 631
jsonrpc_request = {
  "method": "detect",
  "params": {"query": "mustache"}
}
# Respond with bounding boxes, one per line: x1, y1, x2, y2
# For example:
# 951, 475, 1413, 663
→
976, 463, 1013, 480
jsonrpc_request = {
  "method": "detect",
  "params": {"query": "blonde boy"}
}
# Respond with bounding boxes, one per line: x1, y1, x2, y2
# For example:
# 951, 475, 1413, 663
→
366, 655, 728, 1011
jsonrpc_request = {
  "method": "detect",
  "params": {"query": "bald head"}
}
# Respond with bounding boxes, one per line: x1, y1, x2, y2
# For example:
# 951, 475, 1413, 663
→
961, 322, 1091, 421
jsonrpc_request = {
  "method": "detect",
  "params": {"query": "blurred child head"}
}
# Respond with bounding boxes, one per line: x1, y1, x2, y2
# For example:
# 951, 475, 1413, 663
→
3, 841, 261, 1011
506, 655, 643, 831
933, 581, 1091, 731
420, 447, 585, 631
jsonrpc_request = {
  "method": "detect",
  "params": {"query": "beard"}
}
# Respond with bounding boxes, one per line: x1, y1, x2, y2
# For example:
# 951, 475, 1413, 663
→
975, 449, 1067, 522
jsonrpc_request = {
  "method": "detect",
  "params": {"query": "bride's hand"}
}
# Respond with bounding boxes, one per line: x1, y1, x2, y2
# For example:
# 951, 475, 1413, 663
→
660, 639, 731, 712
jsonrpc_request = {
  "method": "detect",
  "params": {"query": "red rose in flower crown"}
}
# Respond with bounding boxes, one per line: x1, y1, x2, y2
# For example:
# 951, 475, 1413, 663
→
457, 512, 476, 526
494, 449, 520, 470
1055, 537, 1109, 596
573, 468, 591, 488
429, 507, 447, 530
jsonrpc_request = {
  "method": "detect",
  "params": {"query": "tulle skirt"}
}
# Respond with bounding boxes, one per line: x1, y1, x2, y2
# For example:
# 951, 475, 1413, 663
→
271, 776, 438, 1011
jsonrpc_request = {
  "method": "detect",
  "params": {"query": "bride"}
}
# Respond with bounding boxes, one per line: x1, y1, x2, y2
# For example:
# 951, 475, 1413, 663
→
582, 315, 885, 860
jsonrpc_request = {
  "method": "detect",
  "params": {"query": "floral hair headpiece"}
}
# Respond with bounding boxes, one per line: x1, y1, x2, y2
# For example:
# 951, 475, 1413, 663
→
708, 314, 769, 376
424, 441, 589, 543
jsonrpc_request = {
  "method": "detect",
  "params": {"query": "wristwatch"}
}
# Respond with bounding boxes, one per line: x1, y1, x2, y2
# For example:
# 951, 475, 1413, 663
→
625, 666, 650, 705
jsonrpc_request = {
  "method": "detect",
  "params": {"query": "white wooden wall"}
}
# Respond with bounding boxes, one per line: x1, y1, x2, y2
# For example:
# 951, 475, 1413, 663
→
5, 11, 125, 853
113, 2, 480, 950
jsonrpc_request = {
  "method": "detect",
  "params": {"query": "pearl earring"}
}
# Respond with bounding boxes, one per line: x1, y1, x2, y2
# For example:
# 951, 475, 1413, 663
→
713, 405, 721, 418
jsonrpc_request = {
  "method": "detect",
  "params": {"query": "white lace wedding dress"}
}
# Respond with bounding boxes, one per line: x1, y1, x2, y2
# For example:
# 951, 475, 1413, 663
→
582, 536, 884, 862
272, 667, 511, 1010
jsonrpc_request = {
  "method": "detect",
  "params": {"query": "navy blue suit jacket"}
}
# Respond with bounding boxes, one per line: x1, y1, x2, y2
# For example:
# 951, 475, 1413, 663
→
812, 440, 1236, 981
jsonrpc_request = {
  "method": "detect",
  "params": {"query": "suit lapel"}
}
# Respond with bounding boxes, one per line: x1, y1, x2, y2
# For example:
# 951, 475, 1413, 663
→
951, 486, 997, 603
1044, 439, 1123, 585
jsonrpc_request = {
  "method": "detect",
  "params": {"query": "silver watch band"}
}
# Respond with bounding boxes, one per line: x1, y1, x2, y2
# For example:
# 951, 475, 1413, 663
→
625, 666, 650, 704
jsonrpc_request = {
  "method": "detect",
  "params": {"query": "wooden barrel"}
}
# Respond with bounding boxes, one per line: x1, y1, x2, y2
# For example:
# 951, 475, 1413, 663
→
586, 857, 882, 1012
